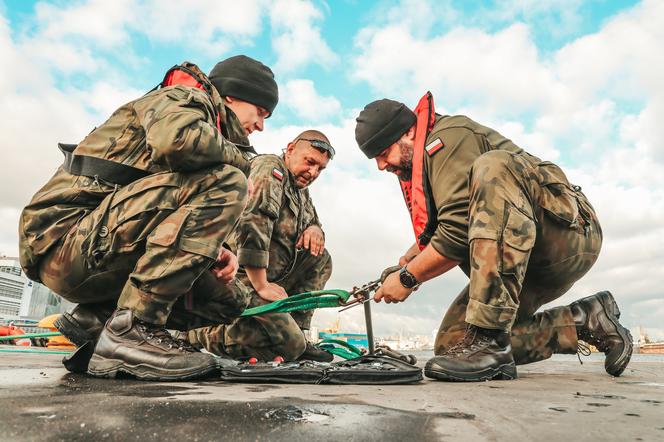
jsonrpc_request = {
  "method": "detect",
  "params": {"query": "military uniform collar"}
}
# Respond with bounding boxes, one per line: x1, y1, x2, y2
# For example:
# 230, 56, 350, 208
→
278, 154, 304, 193
178, 62, 254, 154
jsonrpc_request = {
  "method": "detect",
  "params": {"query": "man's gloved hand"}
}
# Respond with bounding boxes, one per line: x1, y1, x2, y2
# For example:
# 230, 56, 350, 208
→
212, 247, 239, 285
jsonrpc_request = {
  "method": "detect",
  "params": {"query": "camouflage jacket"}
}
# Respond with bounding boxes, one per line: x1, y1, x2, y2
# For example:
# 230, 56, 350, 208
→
423, 115, 579, 263
229, 154, 322, 282
19, 62, 253, 281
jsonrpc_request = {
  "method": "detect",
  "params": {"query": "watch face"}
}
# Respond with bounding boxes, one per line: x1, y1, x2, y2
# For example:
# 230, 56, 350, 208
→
399, 268, 417, 288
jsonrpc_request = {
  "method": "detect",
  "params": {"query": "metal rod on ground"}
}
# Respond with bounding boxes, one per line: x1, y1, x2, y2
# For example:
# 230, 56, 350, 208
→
364, 300, 375, 354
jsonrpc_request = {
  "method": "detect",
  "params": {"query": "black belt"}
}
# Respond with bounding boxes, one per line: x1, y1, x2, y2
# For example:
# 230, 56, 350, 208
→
59, 143, 149, 186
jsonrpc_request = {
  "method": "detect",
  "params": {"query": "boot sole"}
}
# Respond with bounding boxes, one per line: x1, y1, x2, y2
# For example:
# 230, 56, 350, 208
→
54, 313, 95, 347
87, 354, 219, 381
424, 362, 517, 382
596, 291, 633, 377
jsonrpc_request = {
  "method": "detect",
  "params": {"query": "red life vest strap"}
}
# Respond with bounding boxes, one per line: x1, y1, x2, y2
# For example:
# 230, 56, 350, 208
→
399, 92, 436, 250
160, 65, 222, 132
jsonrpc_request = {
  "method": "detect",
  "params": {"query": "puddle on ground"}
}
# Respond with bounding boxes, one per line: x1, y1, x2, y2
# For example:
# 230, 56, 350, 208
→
549, 407, 567, 413
263, 405, 330, 423
586, 403, 611, 407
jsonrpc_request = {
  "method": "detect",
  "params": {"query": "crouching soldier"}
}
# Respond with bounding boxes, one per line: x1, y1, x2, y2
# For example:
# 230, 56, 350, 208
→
186, 130, 334, 362
18, 55, 279, 380
354, 94, 632, 382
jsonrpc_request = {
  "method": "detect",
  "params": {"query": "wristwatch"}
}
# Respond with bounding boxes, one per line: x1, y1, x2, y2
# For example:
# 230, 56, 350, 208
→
399, 266, 419, 289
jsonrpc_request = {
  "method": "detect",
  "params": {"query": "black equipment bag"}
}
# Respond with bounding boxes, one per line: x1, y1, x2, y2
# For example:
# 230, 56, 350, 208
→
218, 355, 422, 385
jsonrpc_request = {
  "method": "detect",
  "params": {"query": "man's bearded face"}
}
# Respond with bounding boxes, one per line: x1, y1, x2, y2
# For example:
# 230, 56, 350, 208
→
386, 140, 414, 181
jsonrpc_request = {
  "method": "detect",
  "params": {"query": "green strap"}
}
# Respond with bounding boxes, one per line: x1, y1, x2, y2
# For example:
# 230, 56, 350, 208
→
0, 348, 72, 355
0, 289, 353, 345
240, 289, 351, 317
317, 338, 363, 360
0, 332, 62, 341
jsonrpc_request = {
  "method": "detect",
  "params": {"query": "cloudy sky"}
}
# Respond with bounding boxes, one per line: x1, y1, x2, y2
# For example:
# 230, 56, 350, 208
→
1, 0, 662, 340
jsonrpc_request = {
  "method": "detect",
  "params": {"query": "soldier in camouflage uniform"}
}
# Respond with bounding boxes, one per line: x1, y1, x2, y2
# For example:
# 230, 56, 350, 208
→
187, 130, 335, 361
18, 56, 279, 380
354, 97, 633, 382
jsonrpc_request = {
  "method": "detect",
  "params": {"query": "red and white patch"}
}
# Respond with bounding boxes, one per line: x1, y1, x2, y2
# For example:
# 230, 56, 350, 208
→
425, 138, 444, 156
272, 168, 284, 181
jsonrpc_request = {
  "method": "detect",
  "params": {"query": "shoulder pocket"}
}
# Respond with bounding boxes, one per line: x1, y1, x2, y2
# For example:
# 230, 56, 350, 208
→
256, 178, 282, 219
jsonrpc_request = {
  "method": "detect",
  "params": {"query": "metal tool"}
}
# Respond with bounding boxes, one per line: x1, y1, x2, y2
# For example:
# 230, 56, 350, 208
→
338, 266, 402, 355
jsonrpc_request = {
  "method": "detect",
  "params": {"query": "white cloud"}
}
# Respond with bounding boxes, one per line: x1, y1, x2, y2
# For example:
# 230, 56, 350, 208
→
35, 0, 135, 47
270, 0, 338, 73
280, 79, 341, 122
138, 0, 266, 56
0, 208, 21, 257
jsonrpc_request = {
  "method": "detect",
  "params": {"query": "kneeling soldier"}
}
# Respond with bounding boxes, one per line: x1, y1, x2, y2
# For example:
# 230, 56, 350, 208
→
187, 130, 334, 362
354, 94, 632, 381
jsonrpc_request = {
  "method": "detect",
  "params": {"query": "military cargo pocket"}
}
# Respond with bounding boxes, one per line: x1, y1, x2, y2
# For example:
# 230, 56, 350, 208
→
537, 162, 579, 226
501, 207, 536, 279
146, 210, 190, 247
108, 174, 181, 253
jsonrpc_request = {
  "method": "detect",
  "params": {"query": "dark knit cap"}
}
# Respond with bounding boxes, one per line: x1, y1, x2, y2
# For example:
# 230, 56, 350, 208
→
209, 55, 279, 116
355, 99, 416, 159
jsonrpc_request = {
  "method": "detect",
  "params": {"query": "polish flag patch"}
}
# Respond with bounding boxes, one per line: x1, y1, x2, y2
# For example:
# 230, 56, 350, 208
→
272, 168, 284, 181
425, 138, 444, 156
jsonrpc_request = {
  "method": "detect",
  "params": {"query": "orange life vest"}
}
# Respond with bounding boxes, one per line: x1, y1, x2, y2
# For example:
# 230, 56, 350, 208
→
160, 64, 222, 132
399, 92, 438, 250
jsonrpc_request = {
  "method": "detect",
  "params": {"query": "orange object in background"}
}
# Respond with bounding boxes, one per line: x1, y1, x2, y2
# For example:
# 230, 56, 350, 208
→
37, 314, 75, 349
0, 324, 31, 346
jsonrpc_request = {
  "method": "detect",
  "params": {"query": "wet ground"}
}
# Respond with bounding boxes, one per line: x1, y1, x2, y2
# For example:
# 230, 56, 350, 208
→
1, 349, 663, 441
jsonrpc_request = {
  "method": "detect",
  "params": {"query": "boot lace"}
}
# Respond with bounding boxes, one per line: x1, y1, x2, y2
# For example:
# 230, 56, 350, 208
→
137, 322, 196, 352
443, 325, 492, 356
576, 340, 592, 365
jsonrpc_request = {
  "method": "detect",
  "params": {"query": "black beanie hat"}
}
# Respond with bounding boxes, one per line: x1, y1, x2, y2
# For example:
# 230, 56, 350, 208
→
355, 99, 416, 159
208, 55, 279, 116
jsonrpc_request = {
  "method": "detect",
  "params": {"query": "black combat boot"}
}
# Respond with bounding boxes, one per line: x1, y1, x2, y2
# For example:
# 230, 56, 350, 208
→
55, 302, 116, 346
87, 309, 218, 381
570, 291, 633, 377
55, 302, 116, 374
425, 324, 517, 382
297, 341, 334, 363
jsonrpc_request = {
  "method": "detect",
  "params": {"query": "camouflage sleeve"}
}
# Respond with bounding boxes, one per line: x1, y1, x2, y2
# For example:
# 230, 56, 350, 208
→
426, 126, 485, 262
133, 86, 250, 174
303, 190, 323, 230
235, 156, 286, 268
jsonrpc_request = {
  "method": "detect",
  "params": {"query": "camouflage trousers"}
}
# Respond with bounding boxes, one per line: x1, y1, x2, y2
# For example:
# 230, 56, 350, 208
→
435, 150, 603, 365
38, 165, 250, 328
188, 248, 332, 361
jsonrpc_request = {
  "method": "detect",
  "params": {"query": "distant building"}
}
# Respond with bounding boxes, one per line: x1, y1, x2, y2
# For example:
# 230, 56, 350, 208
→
0, 256, 74, 321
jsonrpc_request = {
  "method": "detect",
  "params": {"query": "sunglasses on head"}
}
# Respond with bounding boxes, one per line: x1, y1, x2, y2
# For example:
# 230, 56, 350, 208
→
295, 138, 335, 159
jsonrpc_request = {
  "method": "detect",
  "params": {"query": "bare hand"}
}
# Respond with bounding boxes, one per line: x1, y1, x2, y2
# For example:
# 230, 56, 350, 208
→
256, 282, 288, 302
380, 265, 401, 283
399, 242, 421, 266
374, 271, 414, 304
212, 247, 239, 285
296, 225, 325, 257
